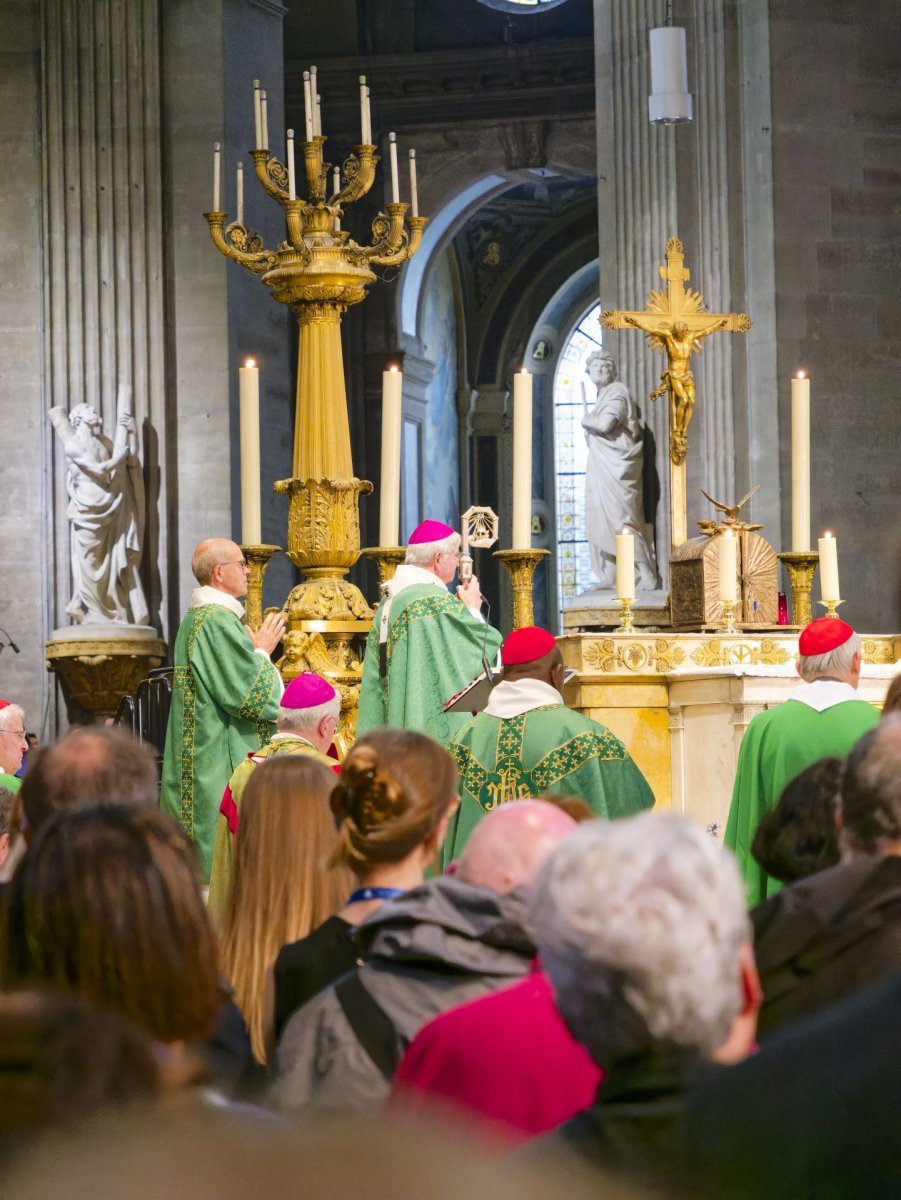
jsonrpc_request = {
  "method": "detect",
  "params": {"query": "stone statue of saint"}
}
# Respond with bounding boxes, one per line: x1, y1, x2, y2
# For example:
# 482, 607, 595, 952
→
49, 386, 149, 626
582, 349, 658, 591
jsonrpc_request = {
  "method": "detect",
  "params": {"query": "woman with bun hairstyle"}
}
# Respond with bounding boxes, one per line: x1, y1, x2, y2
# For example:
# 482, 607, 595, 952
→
272, 728, 458, 1042
219, 756, 354, 1065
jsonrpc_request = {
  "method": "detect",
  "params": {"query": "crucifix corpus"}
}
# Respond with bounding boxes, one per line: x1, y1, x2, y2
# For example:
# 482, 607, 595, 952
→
601, 237, 751, 549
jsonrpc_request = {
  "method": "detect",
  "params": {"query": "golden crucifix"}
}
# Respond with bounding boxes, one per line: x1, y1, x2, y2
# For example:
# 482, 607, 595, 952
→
601, 237, 751, 548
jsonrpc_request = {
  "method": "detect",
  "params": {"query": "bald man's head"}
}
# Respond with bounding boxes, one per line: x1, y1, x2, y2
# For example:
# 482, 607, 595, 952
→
456, 799, 578, 894
191, 539, 248, 597
502, 646, 565, 691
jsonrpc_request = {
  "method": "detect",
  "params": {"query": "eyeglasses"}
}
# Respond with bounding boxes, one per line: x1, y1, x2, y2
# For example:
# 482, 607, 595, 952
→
221, 559, 249, 570
0, 727, 26, 740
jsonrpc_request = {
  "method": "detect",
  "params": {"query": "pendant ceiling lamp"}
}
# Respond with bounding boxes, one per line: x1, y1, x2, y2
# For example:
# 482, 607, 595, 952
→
648, 25, 693, 124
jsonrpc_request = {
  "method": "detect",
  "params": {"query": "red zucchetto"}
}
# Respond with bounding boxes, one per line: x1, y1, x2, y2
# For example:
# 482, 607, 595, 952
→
798, 617, 855, 657
501, 626, 557, 666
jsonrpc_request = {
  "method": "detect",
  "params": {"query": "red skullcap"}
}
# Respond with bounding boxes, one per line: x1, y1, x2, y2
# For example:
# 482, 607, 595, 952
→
502, 626, 557, 666
798, 617, 855, 657
281, 672, 337, 709
0, 701, 10, 711
408, 520, 455, 545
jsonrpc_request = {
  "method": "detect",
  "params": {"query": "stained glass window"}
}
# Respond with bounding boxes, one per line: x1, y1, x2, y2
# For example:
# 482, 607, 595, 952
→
554, 303, 604, 610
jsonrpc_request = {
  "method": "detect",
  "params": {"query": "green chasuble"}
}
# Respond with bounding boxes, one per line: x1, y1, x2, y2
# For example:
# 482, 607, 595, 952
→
207, 736, 335, 922
0, 772, 21, 794
357, 576, 502, 747
444, 692, 655, 865
161, 598, 282, 884
725, 689, 879, 906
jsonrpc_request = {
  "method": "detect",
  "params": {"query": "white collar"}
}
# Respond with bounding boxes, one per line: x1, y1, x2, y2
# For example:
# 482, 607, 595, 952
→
788, 678, 863, 712
484, 678, 564, 720
379, 564, 448, 642
191, 585, 244, 619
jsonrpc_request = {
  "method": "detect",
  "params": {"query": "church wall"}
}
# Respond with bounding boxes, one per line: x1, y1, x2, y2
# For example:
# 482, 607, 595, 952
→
0, 2, 47, 732
768, 0, 901, 631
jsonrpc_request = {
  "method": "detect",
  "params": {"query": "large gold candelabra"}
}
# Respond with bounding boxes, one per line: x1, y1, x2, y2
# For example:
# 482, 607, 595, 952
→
205, 82, 426, 737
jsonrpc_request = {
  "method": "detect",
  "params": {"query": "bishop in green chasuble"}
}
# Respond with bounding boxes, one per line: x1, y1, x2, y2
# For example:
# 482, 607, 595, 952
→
445, 627, 655, 864
161, 581, 282, 884
725, 618, 879, 907
357, 521, 502, 746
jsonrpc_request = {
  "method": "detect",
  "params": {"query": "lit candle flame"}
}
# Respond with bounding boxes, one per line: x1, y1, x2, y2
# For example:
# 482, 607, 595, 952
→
245, 358, 256, 368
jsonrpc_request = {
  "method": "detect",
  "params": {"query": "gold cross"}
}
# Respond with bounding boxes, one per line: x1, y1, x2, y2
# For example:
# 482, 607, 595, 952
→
601, 237, 751, 547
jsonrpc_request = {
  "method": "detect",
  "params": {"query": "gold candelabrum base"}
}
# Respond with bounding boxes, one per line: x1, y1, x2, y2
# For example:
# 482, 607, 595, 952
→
777, 551, 820, 628
361, 546, 406, 588
616, 597, 636, 633
240, 544, 281, 631
818, 597, 845, 618
271, 476, 374, 753
494, 548, 550, 630
719, 598, 739, 635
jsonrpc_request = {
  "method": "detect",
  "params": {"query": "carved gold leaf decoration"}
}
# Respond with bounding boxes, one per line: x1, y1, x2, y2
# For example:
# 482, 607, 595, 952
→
861, 639, 895, 665
690, 639, 791, 668
652, 639, 687, 672
582, 637, 687, 674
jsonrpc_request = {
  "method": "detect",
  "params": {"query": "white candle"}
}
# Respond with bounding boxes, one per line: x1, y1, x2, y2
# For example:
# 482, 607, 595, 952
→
316, 94, 322, 138
818, 532, 840, 602
310, 66, 318, 134
303, 71, 313, 141
388, 132, 400, 203
253, 80, 262, 150
239, 359, 262, 546
287, 129, 296, 200
260, 90, 269, 151
511, 369, 533, 549
364, 86, 372, 144
615, 531, 635, 600
332, 166, 340, 195
379, 367, 403, 546
213, 143, 221, 211
791, 372, 811, 551
718, 531, 738, 604
359, 75, 369, 143
409, 149, 419, 217
236, 161, 244, 225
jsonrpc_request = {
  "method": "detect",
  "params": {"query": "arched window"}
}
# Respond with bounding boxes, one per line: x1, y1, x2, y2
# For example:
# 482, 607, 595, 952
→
553, 303, 604, 609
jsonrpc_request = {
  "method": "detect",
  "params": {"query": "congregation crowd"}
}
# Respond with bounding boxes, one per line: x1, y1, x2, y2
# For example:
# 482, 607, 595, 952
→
1, 522, 900, 1199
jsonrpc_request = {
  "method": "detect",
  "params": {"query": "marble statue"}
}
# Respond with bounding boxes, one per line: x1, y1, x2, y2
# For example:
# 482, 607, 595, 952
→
49, 386, 149, 626
582, 349, 657, 591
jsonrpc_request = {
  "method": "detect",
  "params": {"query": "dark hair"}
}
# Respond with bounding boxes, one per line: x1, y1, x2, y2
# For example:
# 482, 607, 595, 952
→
0, 989, 160, 1153
752, 757, 842, 883
0, 806, 220, 1042
882, 674, 901, 718
20, 727, 158, 836
0, 786, 15, 837
840, 716, 901, 855
330, 729, 457, 873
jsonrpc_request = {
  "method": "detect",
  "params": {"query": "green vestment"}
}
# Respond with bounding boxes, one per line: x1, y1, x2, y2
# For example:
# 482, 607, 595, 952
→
357, 582, 502, 746
207, 736, 335, 922
445, 701, 655, 865
160, 602, 282, 884
725, 695, 879, 906
0, 772, 21, 794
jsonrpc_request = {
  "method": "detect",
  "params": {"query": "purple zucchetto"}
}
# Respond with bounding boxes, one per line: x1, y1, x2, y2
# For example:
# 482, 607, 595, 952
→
280, 672, 337, 708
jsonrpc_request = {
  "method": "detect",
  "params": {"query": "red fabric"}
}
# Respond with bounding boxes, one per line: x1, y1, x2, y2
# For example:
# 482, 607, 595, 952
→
281, 671, 337, 708
391, 966, 602, 1143
219, 784, 239, 836
0, 700, 10, 711
501, 626, 556, 666
408, 520, 454, 544
798, 617, 854, 656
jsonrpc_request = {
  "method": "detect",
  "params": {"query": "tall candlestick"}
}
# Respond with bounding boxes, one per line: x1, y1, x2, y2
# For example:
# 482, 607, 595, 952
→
379, 366, 403, 546
818, 532, 840, 602
388, 133, 400, 203
409, 149, 419, 217
260, 90, 269, 151
791, 372, 811, 551
287, 129, 296, 200
511, 369, 533, 549
303, 71, 313, 141
253, 80, 262, 150
213, 143, 221, 211
359, 75, 369, 143
236, 161, 244, 225
615, 531, 635, 600
718, 531, 738, 604
239, 358, 262, 545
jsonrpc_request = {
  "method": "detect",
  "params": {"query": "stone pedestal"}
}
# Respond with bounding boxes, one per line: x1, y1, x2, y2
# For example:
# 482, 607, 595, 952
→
46, 626, 167, 722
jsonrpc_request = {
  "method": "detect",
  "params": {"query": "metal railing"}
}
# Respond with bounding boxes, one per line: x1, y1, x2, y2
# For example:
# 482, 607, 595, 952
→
113, 667, 173, 780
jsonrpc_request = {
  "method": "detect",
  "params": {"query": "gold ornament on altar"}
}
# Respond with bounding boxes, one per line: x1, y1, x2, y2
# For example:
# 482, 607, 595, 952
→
601, 237, 751, 548
204, 79, 427, 732
669, 485, 778, 629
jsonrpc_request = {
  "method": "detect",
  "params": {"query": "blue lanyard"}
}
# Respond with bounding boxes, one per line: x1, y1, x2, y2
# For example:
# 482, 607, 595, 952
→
346, 886, 406, 904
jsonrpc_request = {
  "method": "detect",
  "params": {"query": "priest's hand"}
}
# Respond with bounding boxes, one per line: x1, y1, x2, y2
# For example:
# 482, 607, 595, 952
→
456, 576, 483, 610
250, 611, 287, 654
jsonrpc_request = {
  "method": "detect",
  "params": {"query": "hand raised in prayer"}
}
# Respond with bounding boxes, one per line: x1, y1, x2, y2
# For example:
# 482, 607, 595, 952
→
456, 576, 483, 610
250, 611, 287, 654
